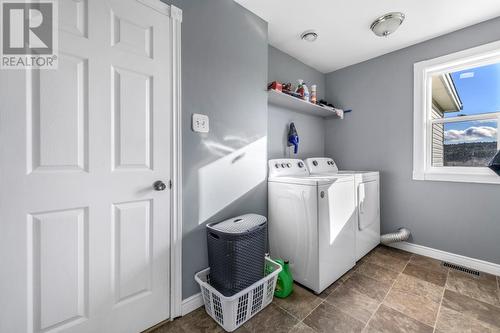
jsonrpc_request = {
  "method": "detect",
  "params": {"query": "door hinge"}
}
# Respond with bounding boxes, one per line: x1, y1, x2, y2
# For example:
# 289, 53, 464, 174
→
169, 180, 172, 189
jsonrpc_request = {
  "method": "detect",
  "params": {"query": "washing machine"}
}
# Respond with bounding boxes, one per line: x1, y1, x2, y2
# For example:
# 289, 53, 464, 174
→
268, 159, 356, 294
305, 158, 380, 261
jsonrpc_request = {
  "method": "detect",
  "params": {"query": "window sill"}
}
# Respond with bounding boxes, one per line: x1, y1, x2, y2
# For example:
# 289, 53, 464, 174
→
413, 170, 500, 184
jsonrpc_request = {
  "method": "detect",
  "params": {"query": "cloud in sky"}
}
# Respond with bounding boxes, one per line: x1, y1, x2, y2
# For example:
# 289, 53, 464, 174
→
476, 119, 497, 124
444, 126, 497, 143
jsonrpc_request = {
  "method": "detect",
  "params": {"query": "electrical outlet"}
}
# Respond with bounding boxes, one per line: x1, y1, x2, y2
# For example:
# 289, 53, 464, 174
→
192, 113, 209, 133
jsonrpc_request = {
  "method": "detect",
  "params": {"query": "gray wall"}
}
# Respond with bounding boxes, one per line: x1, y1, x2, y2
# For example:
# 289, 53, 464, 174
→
268, 46, 326, 159
325, 17, 500, 264
163, 0, 268, 299
269, 46, 326, 100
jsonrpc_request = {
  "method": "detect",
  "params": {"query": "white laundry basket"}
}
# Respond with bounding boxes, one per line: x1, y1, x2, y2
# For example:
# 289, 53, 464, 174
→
194, 256, 282, 332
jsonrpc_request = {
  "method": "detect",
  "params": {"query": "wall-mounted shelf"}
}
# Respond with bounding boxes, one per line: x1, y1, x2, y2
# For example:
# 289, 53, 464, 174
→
268, 89, 343, 119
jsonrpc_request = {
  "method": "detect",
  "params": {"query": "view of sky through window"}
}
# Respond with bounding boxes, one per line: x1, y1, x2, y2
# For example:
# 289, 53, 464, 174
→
444, 63, 500, 144
431, 62, 499, 167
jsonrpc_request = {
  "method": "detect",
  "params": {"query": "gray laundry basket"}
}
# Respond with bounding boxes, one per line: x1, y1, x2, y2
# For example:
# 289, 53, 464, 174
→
206, 214, 267, 296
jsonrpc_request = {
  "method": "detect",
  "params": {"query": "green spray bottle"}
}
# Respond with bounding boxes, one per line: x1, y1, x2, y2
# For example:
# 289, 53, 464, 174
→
273, 259, 293, 298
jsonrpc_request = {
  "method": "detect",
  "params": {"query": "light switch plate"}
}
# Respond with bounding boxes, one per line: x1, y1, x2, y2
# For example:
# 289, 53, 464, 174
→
192, 113, 209, 133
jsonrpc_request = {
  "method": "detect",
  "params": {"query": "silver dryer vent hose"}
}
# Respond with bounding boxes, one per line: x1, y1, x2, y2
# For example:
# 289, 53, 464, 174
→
380, 227, 411, 245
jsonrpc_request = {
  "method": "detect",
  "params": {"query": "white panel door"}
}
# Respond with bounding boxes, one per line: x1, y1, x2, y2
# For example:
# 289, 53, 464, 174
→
0, 1, 175, 332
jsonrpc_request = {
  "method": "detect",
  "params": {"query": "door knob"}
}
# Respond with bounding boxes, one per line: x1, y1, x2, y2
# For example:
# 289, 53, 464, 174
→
153, 180, 167, 191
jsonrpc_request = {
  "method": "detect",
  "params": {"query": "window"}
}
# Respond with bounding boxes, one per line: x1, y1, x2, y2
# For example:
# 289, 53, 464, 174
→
414, 41, 500, 184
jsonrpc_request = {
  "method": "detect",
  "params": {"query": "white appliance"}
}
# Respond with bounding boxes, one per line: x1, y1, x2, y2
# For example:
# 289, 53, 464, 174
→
268, 159, 356, 294
305, 158, 380, 261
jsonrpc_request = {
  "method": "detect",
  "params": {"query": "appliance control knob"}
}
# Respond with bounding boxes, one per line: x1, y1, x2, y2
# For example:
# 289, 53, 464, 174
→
275, 163, 280, 168
313, 160, 318, 166
298, 162, 304, 168
281, 163, 286, 168
287, 163, 291, 168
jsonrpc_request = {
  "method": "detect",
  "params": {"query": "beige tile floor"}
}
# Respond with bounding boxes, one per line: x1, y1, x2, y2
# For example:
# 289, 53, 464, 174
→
149, 246, 500, 333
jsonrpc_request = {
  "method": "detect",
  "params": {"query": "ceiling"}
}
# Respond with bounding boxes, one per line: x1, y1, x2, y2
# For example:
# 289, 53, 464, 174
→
234, 0, 500, 73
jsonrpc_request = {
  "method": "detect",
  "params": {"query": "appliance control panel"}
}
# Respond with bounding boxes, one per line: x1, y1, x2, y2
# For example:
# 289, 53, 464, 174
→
305, 157, 339, 173
268, 159, 309, 177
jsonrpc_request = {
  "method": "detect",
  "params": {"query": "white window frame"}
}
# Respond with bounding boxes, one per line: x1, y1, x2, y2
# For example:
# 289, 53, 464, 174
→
413, 40, 500, 184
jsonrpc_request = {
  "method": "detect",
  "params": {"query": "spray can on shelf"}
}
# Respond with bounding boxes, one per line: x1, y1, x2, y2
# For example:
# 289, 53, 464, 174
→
310, 85, 317, 104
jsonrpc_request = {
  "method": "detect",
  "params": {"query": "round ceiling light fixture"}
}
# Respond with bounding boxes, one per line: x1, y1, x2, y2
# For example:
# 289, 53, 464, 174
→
300, 30, 318, 42
370, 12, 405, 37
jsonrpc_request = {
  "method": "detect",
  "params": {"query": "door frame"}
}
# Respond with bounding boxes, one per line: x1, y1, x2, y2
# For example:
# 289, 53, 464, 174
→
169, 3, 183, 321
136, 0, 183, 320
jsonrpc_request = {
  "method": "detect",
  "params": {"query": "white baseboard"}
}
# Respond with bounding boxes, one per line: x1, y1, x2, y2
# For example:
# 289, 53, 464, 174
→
388, 241, 500, 276
181, 292, 204, 316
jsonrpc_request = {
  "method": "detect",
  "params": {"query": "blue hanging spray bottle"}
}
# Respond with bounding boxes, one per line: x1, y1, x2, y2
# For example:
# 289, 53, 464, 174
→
287, 122, 299, 155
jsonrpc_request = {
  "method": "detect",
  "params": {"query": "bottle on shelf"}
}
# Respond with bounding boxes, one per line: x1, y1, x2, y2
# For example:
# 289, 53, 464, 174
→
302, 82, 310, 102
296, 79, 310, 102
296, 79, 304, 98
